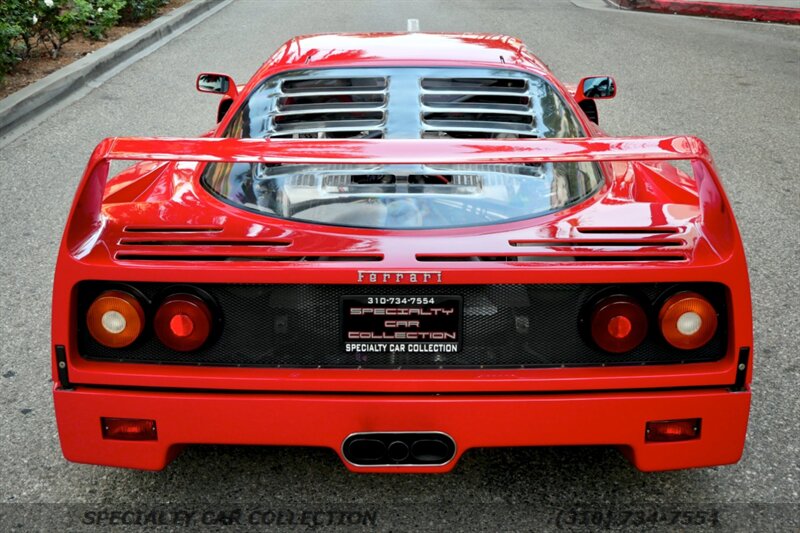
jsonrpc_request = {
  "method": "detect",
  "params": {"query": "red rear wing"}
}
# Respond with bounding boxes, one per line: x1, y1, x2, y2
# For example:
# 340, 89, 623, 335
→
65, 136, 733, 250
92, 135, 713, 164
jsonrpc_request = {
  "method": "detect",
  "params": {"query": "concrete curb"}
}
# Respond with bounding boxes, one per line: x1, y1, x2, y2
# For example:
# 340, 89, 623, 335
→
0, 0, 230, 139
607, 0, 800, 24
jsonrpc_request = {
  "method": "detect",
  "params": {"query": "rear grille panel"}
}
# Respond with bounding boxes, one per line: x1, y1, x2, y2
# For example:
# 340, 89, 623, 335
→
77, 282, 728, 369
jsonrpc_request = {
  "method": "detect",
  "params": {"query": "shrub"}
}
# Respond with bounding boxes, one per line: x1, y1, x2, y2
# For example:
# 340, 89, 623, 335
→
2, 0, 38, 60
37, 0, 92, 57
120, 0, 168, 24
0, 0, 90, 60
75, 0, 126, 41
0, 19, 24, 81
0, 0, 169, 83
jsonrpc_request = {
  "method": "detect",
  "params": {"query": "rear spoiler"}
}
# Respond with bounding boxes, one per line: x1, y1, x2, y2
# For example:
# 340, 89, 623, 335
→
90, 135, 713, 165
64, 136, 731, 250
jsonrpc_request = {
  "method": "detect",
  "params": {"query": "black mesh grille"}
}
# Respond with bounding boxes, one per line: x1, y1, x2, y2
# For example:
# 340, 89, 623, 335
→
77, 282, 728, 369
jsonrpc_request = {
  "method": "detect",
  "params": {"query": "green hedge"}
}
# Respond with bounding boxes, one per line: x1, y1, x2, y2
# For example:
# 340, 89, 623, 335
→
1, 0, 169, 83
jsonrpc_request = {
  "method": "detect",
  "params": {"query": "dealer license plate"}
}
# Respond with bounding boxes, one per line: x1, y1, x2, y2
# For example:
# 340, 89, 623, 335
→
341, 295, 462, 355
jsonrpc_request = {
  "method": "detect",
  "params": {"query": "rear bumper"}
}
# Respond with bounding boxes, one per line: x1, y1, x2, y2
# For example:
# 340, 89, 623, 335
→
53, 385, 750, 472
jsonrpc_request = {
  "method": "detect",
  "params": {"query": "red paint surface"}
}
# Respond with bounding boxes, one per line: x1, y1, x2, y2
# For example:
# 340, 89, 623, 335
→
54, 386, 750, 472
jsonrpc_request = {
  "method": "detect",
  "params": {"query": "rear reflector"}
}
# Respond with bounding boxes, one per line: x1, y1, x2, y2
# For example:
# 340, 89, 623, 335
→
645, 418, 701, 442
101, 417, 157, 441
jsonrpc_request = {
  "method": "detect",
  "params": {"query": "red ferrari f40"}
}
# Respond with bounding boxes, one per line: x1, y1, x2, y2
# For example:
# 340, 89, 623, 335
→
52, 33, 752, 472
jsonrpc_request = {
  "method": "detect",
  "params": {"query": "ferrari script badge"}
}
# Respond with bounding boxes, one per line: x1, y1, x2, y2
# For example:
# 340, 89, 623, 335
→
357, 271, 443, 284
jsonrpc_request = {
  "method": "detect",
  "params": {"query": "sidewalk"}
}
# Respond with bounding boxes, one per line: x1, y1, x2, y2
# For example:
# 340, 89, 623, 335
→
608, 0, 800, 24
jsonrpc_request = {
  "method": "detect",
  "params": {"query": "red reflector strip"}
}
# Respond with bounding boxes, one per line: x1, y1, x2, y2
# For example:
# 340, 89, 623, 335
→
101, 417, 157, 441
645, 418, 701, 442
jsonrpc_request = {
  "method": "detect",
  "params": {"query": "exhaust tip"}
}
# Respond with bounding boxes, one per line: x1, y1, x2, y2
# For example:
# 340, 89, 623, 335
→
346, 438, 386, 462
410, 439, 450, 463
387, 441, 410, 462
342, 432, 456, 467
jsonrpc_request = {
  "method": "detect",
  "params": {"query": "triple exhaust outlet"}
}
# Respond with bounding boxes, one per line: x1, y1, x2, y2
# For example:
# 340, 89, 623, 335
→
342, 432, 456, 467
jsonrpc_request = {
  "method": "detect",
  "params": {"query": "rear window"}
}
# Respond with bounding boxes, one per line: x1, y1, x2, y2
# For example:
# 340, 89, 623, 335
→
204, 162, 602, 229
202, 67, 602, 229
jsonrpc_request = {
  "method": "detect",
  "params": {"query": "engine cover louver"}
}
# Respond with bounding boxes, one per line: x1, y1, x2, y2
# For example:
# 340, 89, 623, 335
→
270, 76, 388, 139
420, 77, 538, 138
235, 68, 572, 141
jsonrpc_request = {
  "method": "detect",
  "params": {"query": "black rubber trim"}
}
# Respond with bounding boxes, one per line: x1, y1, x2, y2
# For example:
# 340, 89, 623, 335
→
55, 345, 72, 390
731, 347, 750, 392
579, 99, 599, 124
65, 382, 739, 397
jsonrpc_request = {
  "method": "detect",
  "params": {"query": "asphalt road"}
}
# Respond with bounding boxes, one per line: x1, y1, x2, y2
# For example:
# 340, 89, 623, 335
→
1, 0, 798, 531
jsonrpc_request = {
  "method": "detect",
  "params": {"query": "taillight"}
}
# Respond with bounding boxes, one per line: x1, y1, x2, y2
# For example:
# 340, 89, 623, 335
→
589, 295, 648, 353
86, 290, 145, 348
154, 294, 213, 352
659, 291, 718, 350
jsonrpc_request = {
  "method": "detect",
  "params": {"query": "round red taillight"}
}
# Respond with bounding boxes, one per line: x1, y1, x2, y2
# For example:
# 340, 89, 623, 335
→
154, 294, 213, 352
590, 295, 648, 353
659, 291, 717, 350
86, 290, 145, 348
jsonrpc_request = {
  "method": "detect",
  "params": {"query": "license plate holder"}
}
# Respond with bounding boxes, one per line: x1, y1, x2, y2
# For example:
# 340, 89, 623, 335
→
341, 295, 462, 354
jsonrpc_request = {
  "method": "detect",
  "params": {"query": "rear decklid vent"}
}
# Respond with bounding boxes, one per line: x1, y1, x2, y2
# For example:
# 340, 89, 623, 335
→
420, 77, 537, 139
415, 230, 689, 263
270, 76, 388, 139
115, 228, 381, 262
575, 226, 682, 236
504, 236, 688, 261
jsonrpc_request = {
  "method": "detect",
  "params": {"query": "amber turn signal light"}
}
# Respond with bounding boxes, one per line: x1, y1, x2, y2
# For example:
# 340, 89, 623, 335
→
154, 294, 213, 352
101, 417, 157, 441
86, 290, 145, 348
659, 292, 717, 350
646, 418, 701, 442
590, 295, 648, 353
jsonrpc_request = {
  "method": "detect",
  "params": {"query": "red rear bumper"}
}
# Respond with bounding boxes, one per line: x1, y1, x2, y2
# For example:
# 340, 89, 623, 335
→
53, 385, 750, 472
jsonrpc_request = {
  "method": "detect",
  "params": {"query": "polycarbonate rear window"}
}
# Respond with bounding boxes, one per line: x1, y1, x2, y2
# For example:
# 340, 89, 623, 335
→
203, 67, 602, 229
203, 162, 603, 229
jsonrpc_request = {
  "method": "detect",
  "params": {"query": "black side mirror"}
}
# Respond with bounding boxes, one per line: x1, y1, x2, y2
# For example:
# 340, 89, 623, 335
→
578, 76, 616, 100
196, 73, 237, 97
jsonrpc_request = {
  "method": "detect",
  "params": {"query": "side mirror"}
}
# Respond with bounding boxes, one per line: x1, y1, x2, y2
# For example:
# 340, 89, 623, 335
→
196, 73, 238, 98
577, 76, 616, 100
